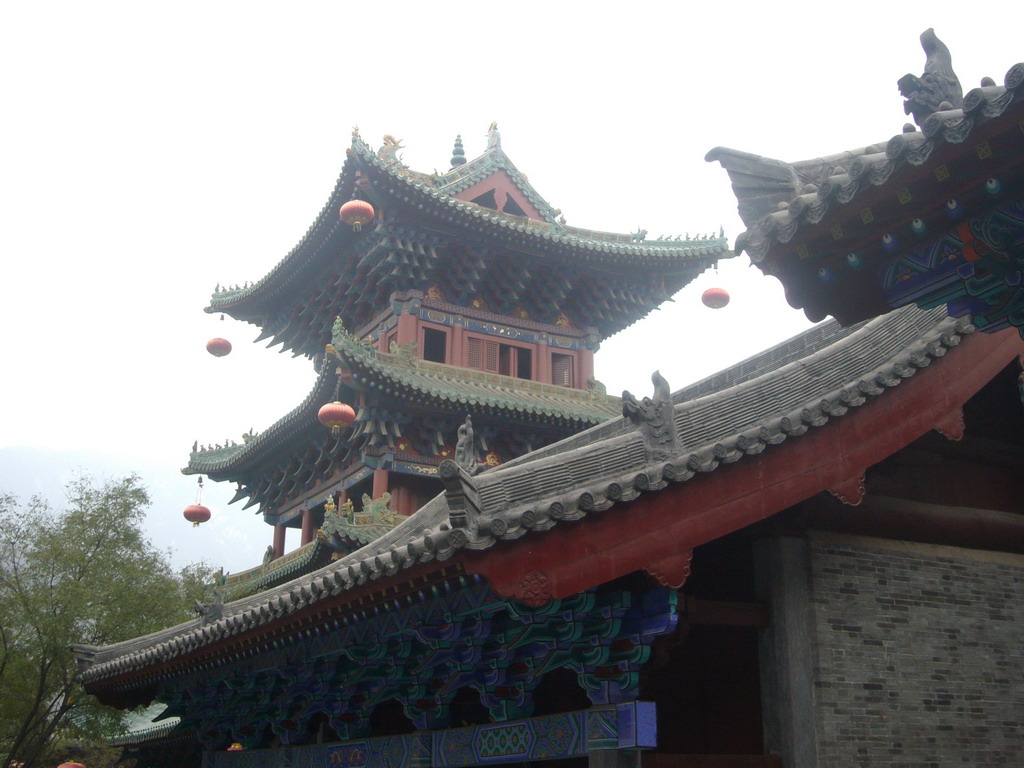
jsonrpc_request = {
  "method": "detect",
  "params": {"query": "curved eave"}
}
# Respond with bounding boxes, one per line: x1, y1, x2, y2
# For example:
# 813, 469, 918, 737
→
77, 305, 1024, 696
207, 158, 362, 319
183, 364, 336, 477
707, 62, 1024, 318
210, 137, 729, 322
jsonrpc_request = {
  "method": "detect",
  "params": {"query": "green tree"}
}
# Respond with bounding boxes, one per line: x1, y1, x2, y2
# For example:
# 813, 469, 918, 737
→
0, 475, 215, 768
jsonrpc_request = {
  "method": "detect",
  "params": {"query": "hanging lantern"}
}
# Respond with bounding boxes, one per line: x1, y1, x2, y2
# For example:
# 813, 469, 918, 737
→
227, 744, 244, 752
184, 477, 210, 527
207, 338, 232, 357
58, 763, 87, 768
183, 504, 211, 527
318, 401, 356, 434
701, 287, 730, 309
339, 199, 375, 232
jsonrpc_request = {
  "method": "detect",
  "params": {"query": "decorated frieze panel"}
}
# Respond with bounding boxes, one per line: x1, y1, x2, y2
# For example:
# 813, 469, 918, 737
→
164, 580, 676, 750
204, 703, 655, 768
884, 194, 1024, 336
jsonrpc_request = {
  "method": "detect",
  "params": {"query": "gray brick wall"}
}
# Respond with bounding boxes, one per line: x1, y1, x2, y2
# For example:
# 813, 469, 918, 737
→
805, 532, 1023, 766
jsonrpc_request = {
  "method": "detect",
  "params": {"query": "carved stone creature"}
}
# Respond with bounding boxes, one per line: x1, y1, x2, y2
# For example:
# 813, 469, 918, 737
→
898, 28, 963, 126
377, 135, 405, 164
455, 414, 481, 475
622, 371, 680, 463
195, 587, 225, 625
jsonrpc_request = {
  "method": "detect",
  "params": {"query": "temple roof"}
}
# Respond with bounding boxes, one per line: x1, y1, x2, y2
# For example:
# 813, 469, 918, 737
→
185, 318, 620, 483
207, 128, 728, 357
79, 301, 1010, 694
707, 50, 1023, 327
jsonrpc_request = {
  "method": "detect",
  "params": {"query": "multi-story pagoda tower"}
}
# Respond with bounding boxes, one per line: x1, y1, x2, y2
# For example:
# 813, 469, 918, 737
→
187, 124, 728, 589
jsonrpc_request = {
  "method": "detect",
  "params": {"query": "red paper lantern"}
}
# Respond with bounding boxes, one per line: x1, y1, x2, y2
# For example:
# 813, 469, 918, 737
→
206, 338, 232, 357
183, 504, 211, 527
58, 763, 87, 768
227, 744, 244, 752
318, 401, 356, 435
339, 199, 375, 232
701, 287, 730, 309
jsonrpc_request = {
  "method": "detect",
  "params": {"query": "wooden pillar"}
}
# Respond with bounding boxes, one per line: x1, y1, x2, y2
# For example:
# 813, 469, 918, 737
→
537, 337, 551, 383
396, 312, 418, 347
451, 322, 465, 367
300, 508, 315, 546
578, 348, 595, 388
273, 524, 286, 559
373, 467, 389, 499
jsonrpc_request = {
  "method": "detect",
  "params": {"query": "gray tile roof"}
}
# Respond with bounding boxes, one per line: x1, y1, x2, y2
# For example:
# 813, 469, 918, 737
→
77, 303, 975, 688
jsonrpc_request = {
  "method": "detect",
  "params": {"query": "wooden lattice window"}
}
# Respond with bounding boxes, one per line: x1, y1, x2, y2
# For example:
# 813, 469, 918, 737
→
468, 338, 500, 372
552, 353, 573, 387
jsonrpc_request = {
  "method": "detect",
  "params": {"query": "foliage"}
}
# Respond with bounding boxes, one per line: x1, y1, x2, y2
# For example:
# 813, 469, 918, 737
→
0, 475, 217, 768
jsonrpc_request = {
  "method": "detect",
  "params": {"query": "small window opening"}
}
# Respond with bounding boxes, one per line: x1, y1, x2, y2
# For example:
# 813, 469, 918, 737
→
502, 196, 527, 217
516, 348, 532, 380
470, 189, 498, 210
422, 328, 447, 363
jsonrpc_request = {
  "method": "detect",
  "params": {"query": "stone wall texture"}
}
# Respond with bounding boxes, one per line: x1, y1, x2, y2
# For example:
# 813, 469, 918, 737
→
806, 532, 1023, 766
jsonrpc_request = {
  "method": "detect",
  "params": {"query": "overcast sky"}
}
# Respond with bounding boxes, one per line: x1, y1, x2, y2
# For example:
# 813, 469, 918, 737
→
1, 2, 1019, 572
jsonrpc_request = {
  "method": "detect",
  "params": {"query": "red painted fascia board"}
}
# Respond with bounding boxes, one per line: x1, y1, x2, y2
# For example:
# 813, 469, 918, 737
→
463, 327, 1024, 599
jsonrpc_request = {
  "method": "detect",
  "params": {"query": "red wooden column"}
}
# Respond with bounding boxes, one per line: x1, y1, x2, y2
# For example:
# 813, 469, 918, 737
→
300, 509, 315, 546
373, 467, 389, 499
451, 323, 465, 366
272, 524, 286, 559
578, 348, 595, 388
396, 313, 418, 347
536, 337, 551, 383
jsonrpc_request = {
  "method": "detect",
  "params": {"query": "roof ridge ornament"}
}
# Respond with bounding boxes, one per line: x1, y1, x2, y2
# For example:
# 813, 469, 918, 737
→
898, 28, 963, 127
440, 458, 482, 537
455, 414, 481, 476
622, 371, 680, 463
486, 120, 501, 151
194, 587, 225, 626
377, 134, 406, 166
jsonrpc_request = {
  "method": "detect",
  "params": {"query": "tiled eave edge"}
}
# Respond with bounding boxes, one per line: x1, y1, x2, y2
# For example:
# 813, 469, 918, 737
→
183, 364, 335, 476
110, 717, 186, 747
709, 61, 1024, 263
334, 326, 621, 425
76, 309, 984, 689
361, 147, 730, 262
207, 156, 361, 315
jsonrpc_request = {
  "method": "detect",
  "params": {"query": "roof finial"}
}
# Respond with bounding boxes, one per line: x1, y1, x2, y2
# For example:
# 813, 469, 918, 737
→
450, 135, 467, 168
486, 121, 500, 150
897, 29, 963, 126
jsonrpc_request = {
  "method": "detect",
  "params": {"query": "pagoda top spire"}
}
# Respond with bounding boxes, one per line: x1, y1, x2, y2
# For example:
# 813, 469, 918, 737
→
450, 135, 466, 169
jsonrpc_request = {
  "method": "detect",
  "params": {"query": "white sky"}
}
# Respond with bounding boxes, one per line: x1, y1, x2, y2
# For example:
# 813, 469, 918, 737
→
1, 2, 1019, 572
